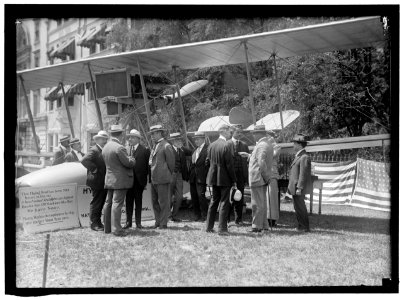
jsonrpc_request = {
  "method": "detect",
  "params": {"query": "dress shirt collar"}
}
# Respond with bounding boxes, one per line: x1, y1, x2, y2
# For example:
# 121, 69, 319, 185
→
232, 137, 238, 143
256, 136, 267, 144
219, 135, 227, 141
96, 143, 103, 150
60, 144, 67, 151
198, 143, 205, 150
132, 143, 139, 151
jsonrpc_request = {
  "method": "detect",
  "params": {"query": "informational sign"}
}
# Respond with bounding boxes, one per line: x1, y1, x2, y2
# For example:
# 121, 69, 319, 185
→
18, 184, 80, 233
77, 185, 155, 227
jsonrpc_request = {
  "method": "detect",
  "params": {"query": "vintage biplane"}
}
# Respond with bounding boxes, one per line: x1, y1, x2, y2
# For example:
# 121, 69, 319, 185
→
17, 16, 385, 152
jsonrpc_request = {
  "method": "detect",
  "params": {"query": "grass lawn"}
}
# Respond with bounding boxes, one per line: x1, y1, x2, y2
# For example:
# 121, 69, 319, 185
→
15, 201, 391, 288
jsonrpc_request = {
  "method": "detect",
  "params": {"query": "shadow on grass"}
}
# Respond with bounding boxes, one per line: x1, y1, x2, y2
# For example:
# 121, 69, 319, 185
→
280, 210, 390, 235
164, 225, 200, 232
125, 229, 160, 237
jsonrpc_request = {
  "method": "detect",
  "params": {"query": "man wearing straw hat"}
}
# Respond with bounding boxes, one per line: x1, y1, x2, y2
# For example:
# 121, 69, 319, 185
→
205, 124, 237, 235
247, 125, 273, 233
288, 133, 311, 232
123, 129, 151, 230
52, 135, 71, 165
102, 124, 136, 237
148, 124, 176, 229
81, 130, 109, 231
167, 132, 192, 223
189, 131, 209, 222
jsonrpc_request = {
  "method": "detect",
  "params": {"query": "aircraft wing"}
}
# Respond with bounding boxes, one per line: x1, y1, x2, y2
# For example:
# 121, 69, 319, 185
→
17, 17, 384, 92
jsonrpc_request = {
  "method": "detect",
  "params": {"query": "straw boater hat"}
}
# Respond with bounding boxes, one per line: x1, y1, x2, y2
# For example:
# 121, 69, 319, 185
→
193, 131, 205, 139
168, 132, 182, 141
148, 124, 166, 134
69, 138, 81, 145
217, 124, 230, 131
266, 130, 276, 137
291, 133, 309, 144
109, 124, 124, 133
60, 136, 70, 143
93, 130, 109, 140
251, 124, 267, 133
230, 124, 243, 130
127, 129, 142, 139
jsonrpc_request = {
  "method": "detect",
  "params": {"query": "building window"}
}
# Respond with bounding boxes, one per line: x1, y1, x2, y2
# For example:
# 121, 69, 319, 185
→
89, 43, 96, 55
68, 95, 74, 106
57, 98, 62, 108
35, 20, 40, 43
48, 100, 54, 111
48, 134, 54, 152
33, 91, 39, 116
88, 87, 94, 102
34, 51, 40, 68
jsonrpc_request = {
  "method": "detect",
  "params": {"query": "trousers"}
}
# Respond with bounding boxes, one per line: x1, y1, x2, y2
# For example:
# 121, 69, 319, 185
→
151, 183, 170, 226
190, 182, 208, 219
103, 189, 127, 234
292, 194, 310, 230
250, 185, 269, 230
206, 185, 231, 232
125, 181, 145, 226
169, 172, 183, 219
267, 179, 279, 221
89, 188, 108, 226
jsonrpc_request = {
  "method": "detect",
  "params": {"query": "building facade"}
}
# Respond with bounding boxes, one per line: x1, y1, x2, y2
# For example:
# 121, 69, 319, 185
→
17, 18, 116, 155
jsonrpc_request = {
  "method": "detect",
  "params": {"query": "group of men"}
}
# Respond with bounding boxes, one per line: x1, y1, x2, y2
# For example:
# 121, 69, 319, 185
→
52, 121, 311, 237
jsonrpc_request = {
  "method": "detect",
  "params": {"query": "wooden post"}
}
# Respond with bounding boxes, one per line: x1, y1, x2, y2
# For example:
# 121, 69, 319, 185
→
42, 234, 50, 288
243, 42, 257, 125
137, 58, 152, 130
18, 76, 40, 154
272, 54, 284, 129
172, 66, 189, 147
87, 63, 104, 130
60, 82, 75, 138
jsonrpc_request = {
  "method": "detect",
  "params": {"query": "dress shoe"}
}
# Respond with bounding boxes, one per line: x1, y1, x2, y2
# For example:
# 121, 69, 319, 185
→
158, 225, 168, 229
200, 217, 206, 222
235, 221, 245, 227
122, 223, 132, 230
247, 228, 262, 233
194, 216, 202, 222
91, 225, 104, 231
268, 220, 277, 227
112, 231, 128, 237
218, 231, 229, 236
297, 227, 310, 232
171, 217, 182, 222
136, 224, 143, 229
206, 229, 215, 233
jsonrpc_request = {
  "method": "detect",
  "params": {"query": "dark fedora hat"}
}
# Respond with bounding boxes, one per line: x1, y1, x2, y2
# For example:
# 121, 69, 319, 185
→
291, 133, 309, 144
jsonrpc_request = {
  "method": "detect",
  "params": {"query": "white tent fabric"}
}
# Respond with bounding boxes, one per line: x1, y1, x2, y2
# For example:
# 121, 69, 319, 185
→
198, 116, 230, 131
247, 110, 300, 130
17, 17, 384, 92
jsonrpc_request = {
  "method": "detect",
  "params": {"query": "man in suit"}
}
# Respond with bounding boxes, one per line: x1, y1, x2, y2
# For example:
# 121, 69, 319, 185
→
123, 129, 151, 230
288, 134, 311, 232
266, 130, 281, 227
205, 124, 237, 235
81, 131, 109, 231
168, 132, 192, 222
102, 124, 136, 237
228, 124, 249, 225
247, 125, 273, 233
148, 124, 176, 229
65, 138, 85, 162
52, 136, 71, 165
189, 132, 209, 222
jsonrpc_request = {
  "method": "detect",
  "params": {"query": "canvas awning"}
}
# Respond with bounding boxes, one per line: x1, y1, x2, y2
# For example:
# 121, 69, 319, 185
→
77, 24, 108, 48
44, 83, 85, 101
18, 16, 385, 92
48, 36, 76, 59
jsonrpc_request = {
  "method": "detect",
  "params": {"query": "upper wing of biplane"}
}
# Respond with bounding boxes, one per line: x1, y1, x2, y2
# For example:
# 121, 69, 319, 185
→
17, 16, 384, 92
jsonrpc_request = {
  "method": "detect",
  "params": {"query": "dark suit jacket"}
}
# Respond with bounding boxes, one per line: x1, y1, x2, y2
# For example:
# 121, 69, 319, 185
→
231, 139, 249, 186
288, 149, 312, 195
52, 145, 68, 165
206, 137, 237, 187
173, 146, 192, 181
65, 150, 85, 162
102, 138, 136, 189
189, 143, 208, 185
81, 144, 106, 190
127, 144, 151, 187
